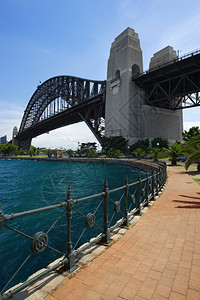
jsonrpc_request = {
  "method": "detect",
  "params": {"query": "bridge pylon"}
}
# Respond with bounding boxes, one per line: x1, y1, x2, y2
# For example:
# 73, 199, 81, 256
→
105, 27, 183, 145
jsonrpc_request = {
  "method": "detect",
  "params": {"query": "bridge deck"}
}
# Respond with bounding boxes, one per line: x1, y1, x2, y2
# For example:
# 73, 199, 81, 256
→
134, 52, 200, 86
45, 166, 200, 300
133, 52, 200, 109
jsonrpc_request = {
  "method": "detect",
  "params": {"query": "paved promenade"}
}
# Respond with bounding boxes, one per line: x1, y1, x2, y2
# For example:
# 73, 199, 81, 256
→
46, 167, 200, 300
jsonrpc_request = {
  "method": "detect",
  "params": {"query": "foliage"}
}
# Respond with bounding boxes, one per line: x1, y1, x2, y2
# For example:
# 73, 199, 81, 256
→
151, 137, 169, 149
129, 138, 150, 152
184, 135, 200, 150
36, 147, 40, 155
0, 144, 18, 156
86, 149, 96, 157
45, 149, 51, 158
19, 149, 25, 155
182, 126, 200, 141
101, 136, 128, 151
27, 146, 40, 156
107, 148, 123, 157
184, 135, 200, 171
66, 149, 74, 157
185, 150, 200, 171
132, 148, 145, 160
164, 142, 184, 165
151, 147, 160, 162
28, 147, 35, 157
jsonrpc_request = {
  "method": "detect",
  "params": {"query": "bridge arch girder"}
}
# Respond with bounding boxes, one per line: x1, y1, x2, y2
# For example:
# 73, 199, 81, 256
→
19, 75, 106, 134
16, 76, 106, 150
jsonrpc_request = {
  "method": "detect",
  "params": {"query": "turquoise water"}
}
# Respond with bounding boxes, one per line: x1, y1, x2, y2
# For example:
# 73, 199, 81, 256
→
0, 159, 143, 291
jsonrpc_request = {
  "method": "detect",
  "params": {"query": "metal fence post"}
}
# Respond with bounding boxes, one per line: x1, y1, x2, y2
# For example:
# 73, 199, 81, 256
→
122, 177, 130, 227
65, 185, 76, 271
145, 173, 149, 207
161, 167, 164, 188
136, 173, 141, 215
156, 170, 159, 195
164, 162, 167, 184
151, 169, 155, 200
100, 179, 111, 244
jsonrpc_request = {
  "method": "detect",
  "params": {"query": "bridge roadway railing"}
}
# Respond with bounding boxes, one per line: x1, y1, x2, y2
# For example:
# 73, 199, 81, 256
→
0, 161, 167, 300
135, 48, 200, 78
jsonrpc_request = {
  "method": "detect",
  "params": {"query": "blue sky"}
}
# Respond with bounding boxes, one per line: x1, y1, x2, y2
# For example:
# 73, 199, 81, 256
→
0, 0, 200, 149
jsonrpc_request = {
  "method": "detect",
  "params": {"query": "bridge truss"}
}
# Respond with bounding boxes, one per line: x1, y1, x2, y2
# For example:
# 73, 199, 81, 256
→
133, 50, 200, 110
17, 76, 106, 149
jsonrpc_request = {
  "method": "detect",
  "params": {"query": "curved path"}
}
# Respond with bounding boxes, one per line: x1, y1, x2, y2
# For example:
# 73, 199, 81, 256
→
46, 167, 200, 300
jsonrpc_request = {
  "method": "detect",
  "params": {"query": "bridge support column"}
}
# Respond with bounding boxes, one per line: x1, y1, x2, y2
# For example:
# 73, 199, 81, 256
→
105, 27, 144, 145
14, 138, 32, 151
105, 27, 183, 145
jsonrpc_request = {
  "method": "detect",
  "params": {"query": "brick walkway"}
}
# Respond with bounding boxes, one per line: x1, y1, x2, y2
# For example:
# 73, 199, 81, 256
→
46, 167, 200, 300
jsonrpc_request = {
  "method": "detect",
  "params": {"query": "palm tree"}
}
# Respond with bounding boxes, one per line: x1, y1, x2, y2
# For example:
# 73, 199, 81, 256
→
133, 148, 145, 160
66, 149, 73, 157
185, 136, 200, 171
164, 142, 183, 165
185, 151, 200, 171
151, 147, 160, 163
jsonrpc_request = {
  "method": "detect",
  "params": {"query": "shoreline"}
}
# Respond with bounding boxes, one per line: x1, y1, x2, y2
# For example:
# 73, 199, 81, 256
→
0, 155, 161, 174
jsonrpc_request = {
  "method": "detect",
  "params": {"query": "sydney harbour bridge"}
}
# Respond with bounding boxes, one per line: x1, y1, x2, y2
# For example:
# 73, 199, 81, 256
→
14, 28, 200, 150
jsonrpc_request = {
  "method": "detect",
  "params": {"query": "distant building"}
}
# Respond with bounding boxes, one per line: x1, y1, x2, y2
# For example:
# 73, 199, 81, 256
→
0, 135, 7, 144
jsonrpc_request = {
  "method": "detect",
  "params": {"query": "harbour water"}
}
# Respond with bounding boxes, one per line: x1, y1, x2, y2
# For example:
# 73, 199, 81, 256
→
0, 159, 143, 291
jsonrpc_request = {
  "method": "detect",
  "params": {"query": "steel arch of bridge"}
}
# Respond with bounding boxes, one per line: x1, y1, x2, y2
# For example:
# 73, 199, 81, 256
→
17, 76, 106, 149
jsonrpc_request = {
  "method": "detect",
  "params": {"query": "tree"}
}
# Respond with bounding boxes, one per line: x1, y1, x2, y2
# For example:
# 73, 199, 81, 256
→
185, 136, 200, 171
66, 149, 74, 157
101, 136, 128, 151
107, 148, 123, 157
45, 149, 51, 158
185, 151, 200, 171
28, 147, 35, 157
151, 148, 160, 163
36, 147, 40, 155
133, 148, 145, 160
151, 137, 169, 149
129, 138, 150, 152
182, 126, 200, 141
86, 149, 96, 157
164, 142, 184, 165
0, 144, 18, 156
0, 144, 5, 155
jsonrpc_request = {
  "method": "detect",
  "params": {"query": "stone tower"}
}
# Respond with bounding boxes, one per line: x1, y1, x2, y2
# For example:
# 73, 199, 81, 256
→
12, 126, 18, 145
105, 27, 183, 145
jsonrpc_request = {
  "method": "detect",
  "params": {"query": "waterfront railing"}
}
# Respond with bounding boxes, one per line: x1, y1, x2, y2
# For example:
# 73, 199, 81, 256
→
0, 162, 167, 300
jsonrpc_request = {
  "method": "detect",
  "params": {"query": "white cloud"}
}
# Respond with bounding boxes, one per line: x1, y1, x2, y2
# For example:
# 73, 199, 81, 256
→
32, 122, 99, 150
183, 121, 200, 131
0, 99, 23, 140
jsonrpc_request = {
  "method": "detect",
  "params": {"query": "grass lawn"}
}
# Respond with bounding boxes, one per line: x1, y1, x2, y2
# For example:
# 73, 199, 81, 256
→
174, 164, 197, 171
194, 178, 200, 185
